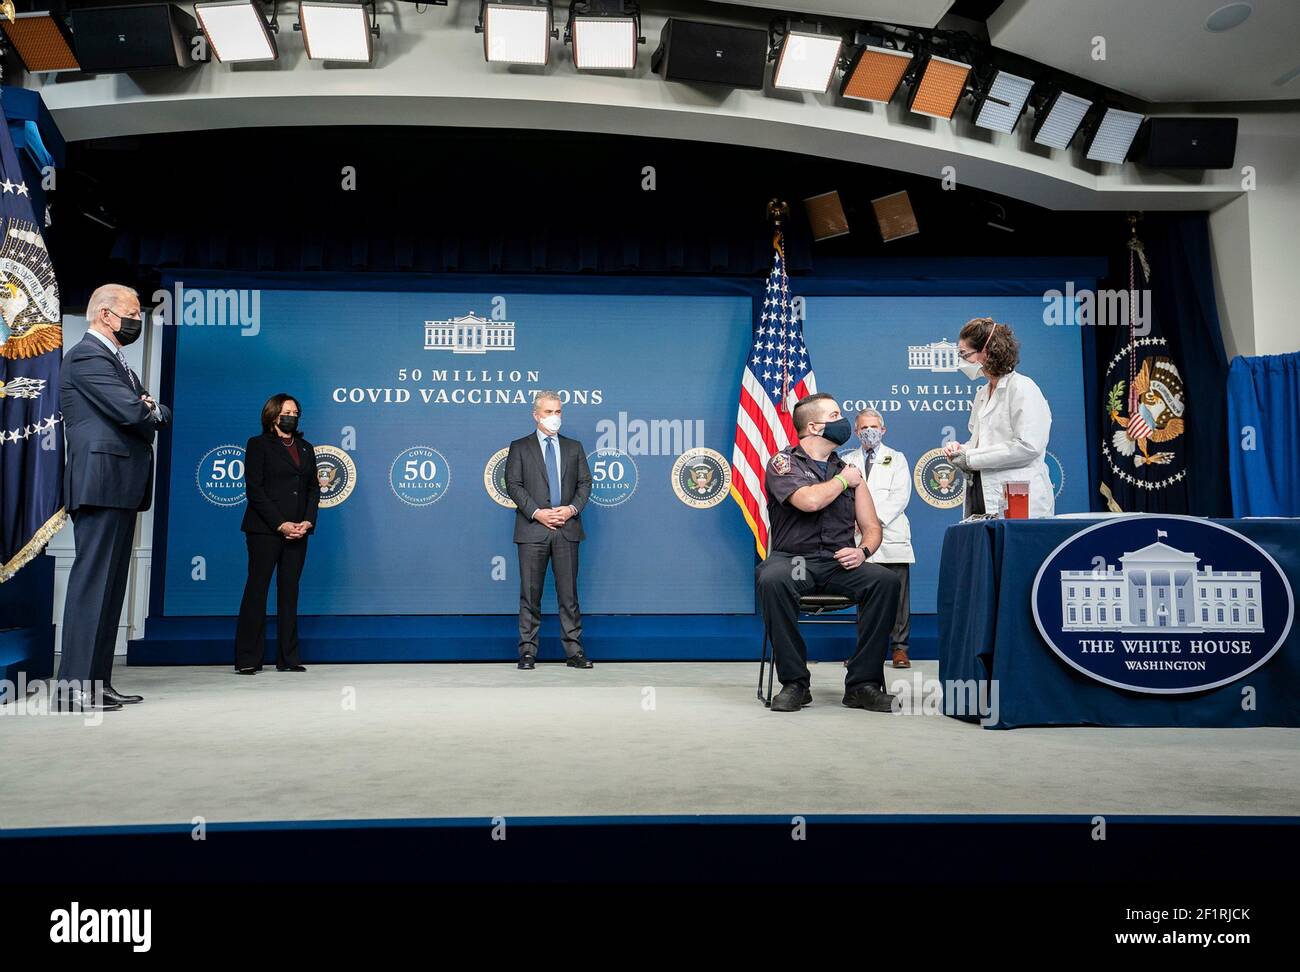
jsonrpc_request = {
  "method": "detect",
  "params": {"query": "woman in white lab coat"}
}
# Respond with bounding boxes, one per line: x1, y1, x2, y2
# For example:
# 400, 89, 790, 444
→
944, 317, 1055, 518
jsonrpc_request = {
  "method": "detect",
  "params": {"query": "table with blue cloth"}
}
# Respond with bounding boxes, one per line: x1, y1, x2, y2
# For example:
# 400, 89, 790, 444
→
936, 518, 1300, 729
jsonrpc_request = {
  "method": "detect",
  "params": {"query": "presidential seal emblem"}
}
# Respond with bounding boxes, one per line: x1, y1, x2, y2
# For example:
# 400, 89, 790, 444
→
0, 218, 62, 361
483, 446, 516, 509
195, 444, 246, 508
314, 445, 357, 508
1103, 338, 1186, 492
671, 448, 730, 509
913, 447, 965, 510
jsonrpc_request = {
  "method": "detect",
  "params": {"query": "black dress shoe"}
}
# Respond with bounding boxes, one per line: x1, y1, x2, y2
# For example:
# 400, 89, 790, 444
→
235, 667, 258, 675
770, 684, 813, 711
276, 665, 307, 672
517, 653, 536, 670
842, 684, 897, 713
102, 686, 143, 705
565, 651, 593, 669
58, 689, 122, 712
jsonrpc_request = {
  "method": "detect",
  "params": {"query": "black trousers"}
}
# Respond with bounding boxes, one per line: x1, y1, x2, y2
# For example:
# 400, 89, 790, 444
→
757, 553, 901, 692
881, 562, 911, 652
517, 532, 583, 658
58, 505, 137, 687
234, 533, 309, 670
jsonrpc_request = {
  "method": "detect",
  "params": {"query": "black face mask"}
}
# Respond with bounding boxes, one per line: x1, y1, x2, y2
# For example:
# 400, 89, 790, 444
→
277, 414, 299, 434
814, 417, 852, 447
113, 313, 143, 347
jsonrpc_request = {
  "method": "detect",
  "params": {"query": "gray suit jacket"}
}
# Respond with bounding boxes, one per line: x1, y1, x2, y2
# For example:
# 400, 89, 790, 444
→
60, 333, 171, 512
504, 432, 592, 543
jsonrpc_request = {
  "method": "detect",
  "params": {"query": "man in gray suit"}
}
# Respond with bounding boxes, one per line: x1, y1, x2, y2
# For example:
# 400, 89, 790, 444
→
57, 284, 170, 711
504, 391, 593, 670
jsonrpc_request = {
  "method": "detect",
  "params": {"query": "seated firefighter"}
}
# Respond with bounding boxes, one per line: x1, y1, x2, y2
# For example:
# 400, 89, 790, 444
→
757, 393, 902, 713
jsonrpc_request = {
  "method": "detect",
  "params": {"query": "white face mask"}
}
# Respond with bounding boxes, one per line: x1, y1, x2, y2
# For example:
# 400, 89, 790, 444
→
958, 359, 984, 380
539, 414, 562, 434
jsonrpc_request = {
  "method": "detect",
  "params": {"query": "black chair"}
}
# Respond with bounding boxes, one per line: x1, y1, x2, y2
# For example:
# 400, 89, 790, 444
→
756, 594, 856, 706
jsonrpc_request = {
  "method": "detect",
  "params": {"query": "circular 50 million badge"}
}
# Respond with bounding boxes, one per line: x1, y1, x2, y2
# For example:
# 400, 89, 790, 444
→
389, 446, 451, 507
587, 448, 638, 508
195, 444, 246, 507
315, 445, 357, 509
671, 448, 731, 509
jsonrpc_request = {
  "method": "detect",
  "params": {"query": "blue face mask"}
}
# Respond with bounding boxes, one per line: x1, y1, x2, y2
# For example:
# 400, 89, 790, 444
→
858, 427, 883, 449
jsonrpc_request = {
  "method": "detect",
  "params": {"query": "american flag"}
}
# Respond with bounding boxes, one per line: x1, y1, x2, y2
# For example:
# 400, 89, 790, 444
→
729, 230, 816, 559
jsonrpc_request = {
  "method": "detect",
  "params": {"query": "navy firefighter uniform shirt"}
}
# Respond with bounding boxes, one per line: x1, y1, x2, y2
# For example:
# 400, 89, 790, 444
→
764, 444, 858, 558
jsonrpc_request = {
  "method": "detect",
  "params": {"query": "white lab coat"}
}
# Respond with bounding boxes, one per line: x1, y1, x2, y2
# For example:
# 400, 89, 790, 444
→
961, 370, 1055, 518
845, 442, 915, 563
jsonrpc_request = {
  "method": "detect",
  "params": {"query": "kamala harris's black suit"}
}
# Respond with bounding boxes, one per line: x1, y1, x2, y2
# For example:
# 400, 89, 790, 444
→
234, 430, 320, 670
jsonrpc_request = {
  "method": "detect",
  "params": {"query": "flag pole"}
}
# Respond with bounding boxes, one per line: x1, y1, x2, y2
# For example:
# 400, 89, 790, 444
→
766, 199, 790, 411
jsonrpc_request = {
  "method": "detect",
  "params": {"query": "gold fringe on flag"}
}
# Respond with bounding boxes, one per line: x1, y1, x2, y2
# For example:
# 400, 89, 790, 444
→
0, 507, 66, 583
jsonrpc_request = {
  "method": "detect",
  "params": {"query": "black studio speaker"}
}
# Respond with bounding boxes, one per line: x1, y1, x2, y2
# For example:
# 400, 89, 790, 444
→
652, 18, 769, 90
71, 3, 199, 72
1134, 117, 1239, 169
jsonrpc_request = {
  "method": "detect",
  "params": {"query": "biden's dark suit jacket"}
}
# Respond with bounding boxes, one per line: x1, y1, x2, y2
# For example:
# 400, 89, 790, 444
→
60, 333, 169, 513
504, 432, 592, 543
58, 332, 170, 688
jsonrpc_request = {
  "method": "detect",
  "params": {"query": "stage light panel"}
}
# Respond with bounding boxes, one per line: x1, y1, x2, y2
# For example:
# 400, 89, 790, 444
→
1033, 90, 1091, 149
973, 69, 1033, 133
773, 30, 842, 94
571, 15, 637, 70
840, 44, 911, 102
909, 54, 971, 120
483, 3, 552, 65
195, 1, 278, 63
0, 11, 80, 72
1086, 106, 1145, 164
298, 1, 372, 62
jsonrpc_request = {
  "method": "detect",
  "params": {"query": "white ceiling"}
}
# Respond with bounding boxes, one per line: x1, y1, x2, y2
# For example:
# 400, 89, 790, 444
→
705, 0, 954, 28
989, 0, 1300, 103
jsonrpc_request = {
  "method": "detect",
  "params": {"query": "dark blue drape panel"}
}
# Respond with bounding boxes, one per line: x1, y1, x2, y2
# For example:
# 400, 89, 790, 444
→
1227, 352, 1300, 516
1155, 214, 1232, 516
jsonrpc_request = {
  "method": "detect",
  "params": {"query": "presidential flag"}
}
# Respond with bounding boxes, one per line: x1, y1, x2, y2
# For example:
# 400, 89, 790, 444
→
730, 228, 817, 558
1099, 227, 1189, 514
0, 89, 63, 583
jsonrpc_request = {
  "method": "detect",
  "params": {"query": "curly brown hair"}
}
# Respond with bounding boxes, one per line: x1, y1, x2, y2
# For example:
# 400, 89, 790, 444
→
959, 317, 1020, 377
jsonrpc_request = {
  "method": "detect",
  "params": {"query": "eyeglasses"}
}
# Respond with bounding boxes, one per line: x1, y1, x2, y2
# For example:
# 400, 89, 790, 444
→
957, 348, 979, 360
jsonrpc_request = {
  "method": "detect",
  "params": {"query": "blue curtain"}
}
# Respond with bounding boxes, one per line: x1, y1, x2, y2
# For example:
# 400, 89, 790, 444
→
1227, 352, 1300, 516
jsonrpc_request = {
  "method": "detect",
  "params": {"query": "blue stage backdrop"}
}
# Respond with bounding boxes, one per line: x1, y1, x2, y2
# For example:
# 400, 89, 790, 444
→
806, 295, 1089, 611
159, 281, 1088, 619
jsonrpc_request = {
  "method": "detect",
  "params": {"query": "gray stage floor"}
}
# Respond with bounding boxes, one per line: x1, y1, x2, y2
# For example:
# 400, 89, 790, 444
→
3, 661, 1298, 830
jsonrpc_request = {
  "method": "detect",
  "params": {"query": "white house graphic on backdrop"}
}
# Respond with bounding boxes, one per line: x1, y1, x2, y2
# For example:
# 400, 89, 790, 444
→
424, 312, 516, 353
907, 338, 962, 372
1059, 531, 1263, 632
